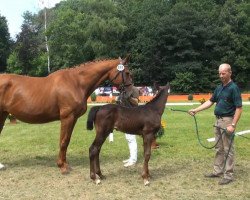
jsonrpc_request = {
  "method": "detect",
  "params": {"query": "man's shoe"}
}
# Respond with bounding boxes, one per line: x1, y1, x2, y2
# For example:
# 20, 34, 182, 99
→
123, 159, 130, 164
204, 173, 221, 178
0, 163, 6, 170
124, 162, 136, 167
218, 178, 233, 185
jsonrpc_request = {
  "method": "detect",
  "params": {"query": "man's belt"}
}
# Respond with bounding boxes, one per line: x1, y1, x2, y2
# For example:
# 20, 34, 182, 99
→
216, 115, 233, 119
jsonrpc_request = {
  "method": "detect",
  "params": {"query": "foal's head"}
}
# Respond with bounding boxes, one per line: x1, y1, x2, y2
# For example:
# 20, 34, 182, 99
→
109, 55, 133, 87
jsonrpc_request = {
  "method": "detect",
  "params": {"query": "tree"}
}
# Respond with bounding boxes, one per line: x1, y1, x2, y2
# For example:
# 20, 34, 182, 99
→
0, 14, 11, 72
126, 0, 219, 91
47, 0, 127, 71
7, 11, 47, 76
214, 0, 250, 88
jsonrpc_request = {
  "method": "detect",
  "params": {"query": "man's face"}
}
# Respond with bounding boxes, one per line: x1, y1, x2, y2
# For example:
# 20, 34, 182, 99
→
219, 67, 231, 84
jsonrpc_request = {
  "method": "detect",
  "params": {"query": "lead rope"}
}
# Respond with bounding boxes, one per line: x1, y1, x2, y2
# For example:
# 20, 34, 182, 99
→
170, 108, 225, 149
169, 108, 235, 170
213, 125, 235, 171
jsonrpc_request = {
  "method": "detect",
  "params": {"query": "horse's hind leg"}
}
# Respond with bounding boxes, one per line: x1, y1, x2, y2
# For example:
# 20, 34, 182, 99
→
89, 131, 108, 184
95, 131, 110, 179
0, 111, 8, 170
0, 111, 8, 134
142, 133, 154, 186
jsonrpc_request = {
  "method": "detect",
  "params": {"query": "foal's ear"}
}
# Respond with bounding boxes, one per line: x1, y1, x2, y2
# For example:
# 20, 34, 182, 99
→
166, 82, 171, 93
153, 82, 160, 91
122, 54, 131, 65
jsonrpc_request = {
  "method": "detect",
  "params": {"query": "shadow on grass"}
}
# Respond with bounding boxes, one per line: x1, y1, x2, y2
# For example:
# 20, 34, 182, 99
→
2, 153, 133, 169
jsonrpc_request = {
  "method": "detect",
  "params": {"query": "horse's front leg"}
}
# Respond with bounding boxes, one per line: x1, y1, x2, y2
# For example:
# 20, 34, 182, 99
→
142, 133, 154, 186
57, 114, 77, 174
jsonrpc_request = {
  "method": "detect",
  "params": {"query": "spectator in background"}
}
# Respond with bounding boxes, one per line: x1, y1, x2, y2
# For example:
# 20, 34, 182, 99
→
117, 84, 139, 167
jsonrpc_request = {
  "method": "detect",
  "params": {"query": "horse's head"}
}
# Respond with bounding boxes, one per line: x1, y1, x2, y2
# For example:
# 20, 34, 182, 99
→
109, 55, 133, 88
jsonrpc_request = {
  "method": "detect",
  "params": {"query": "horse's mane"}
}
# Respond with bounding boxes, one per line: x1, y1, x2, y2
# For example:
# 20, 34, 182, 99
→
54, 58, 117, 73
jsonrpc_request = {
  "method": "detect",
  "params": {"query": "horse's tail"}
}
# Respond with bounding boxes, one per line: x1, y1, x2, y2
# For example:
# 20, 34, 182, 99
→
87, 106, 101, 130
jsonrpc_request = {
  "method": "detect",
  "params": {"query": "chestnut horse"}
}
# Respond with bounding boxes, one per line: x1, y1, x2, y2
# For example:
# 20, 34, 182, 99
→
86, 84, 170, 185
0, 56, 133, 174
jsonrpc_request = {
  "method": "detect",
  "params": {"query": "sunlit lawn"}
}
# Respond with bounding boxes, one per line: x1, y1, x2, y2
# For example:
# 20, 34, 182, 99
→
0, 104, 249, 200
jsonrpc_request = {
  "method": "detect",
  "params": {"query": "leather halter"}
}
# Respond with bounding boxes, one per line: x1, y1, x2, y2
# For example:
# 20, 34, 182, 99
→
110, 66, 132, 90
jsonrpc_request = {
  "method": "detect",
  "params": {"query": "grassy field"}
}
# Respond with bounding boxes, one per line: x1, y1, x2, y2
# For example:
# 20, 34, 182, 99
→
0, 104, 249, 200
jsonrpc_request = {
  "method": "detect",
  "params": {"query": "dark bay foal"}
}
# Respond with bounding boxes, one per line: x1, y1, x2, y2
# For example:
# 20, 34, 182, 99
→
87, 84, 170, 185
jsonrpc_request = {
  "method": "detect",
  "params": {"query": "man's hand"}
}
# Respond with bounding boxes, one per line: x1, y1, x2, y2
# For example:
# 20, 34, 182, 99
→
226, 125, 235, 134
188, 109, 197, 116
129, 97, 138, 106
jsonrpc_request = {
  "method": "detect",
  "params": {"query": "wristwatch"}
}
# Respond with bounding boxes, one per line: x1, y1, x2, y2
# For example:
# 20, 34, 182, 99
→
231, 123, 236, 128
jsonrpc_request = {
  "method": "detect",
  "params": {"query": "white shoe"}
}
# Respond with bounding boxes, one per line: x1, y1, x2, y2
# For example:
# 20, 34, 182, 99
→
124, 161, 136, 167
123, 159, 130, 163
0, 163, 6, 170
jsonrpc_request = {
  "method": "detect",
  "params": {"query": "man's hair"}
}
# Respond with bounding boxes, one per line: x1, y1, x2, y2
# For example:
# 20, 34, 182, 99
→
219, 63, 231, 72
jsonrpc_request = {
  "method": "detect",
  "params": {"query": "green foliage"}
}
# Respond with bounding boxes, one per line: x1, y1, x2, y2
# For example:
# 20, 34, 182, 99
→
47, 0, 127, 70
90, 92, 97, 101
171, 72, 196, 93
156, 127, 164, 138
3, 0, 250, 92
7, 11, 47, 76
188, 94, 194, 101
0, 14, 11, 72
6, 51, 22, 74
7, 113, 15, 120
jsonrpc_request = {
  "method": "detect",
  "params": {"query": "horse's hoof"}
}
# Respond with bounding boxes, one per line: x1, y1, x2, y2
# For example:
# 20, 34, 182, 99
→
144, 179, 150, 186
60, 167, 71, 175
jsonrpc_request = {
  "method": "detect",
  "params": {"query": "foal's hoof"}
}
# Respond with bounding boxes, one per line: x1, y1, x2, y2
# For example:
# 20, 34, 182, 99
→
144, 179, 150, 186
94, 174, 102, 185
95, 179, 101, 185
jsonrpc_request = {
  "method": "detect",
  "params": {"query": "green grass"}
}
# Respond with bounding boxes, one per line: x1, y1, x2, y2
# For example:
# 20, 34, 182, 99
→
0, 105, 249, 200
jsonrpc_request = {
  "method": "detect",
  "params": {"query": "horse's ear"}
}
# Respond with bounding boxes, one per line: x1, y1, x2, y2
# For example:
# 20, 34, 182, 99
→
122, 54, 131, 65
119, 56, 122, 64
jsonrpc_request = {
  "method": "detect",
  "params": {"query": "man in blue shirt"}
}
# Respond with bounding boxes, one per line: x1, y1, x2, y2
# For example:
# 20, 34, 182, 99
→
189, 63, 242, 185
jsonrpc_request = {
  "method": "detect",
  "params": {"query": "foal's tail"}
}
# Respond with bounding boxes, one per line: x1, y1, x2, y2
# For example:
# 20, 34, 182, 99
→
87, 106, 101, 130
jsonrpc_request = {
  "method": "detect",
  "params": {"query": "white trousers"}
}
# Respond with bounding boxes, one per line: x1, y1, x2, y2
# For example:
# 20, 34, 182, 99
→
109, 132, 114, 142
125, 133, 137, 162
0, 163, 5, 170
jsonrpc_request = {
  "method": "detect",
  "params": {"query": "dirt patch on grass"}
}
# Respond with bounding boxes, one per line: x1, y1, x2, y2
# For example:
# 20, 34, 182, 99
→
0, 158, 249, 200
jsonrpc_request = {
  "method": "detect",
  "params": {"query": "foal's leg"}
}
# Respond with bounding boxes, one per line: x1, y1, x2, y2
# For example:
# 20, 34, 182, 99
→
89, 132, 107, 184
0, 112, 8, 170
57, 114, 77, 174
142, 133, 154, 186
95, 132, 110, 179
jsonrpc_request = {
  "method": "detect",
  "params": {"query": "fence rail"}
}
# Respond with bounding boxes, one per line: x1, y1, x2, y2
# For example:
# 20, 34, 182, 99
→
88, 93, 250, 103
